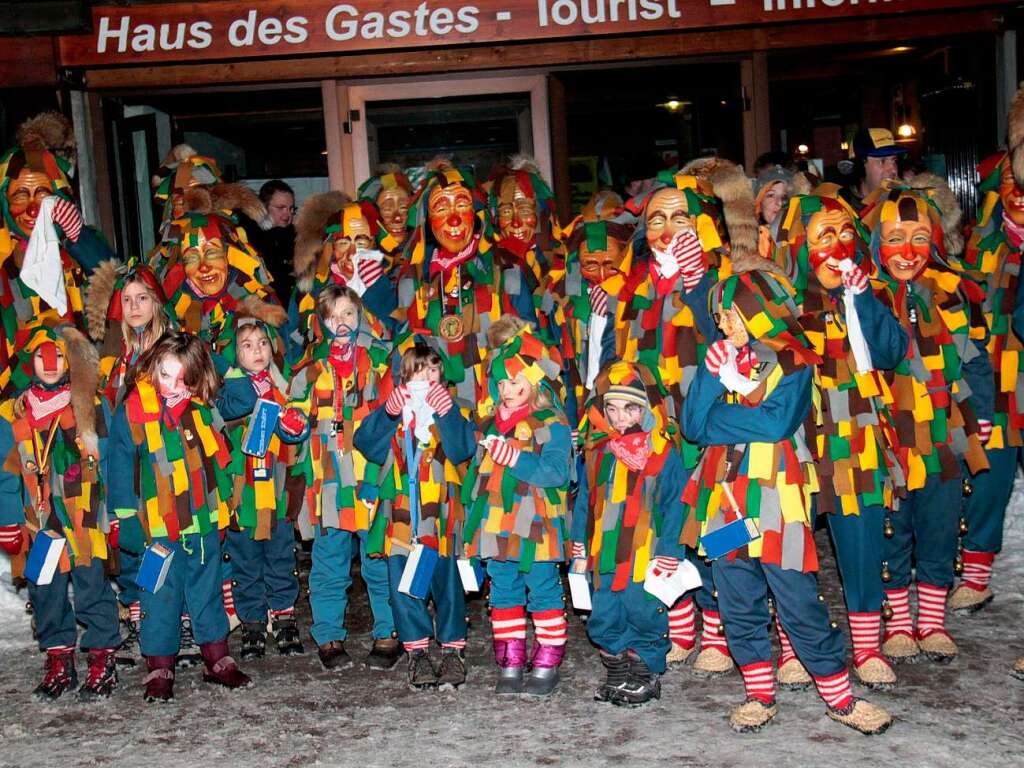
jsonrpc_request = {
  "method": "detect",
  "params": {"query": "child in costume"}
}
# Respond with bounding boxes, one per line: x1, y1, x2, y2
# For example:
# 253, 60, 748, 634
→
572, 361, 688, 706
354, 345, 477, 689
85, 260, 174, 664
0, 324, 119, 701
950, 107, 1024, 613
288, 284, 401, 671
462, 316, 571, 696
861, 183, 991, 665
217, 311, 308, 661
774, 192, 909, 689
107, 331, 250, 701
681, 266, 893, 735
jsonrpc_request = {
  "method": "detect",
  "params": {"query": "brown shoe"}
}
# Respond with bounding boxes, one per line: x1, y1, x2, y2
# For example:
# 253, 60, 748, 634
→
881, 632, 919, 663
666, 643, 695, 666
366, 637, 404, 670
692, 646, 734, 677
853, 655, 897, 690
1012, 657, 1024, 681
827, 698, 893, 735
916, 629, 958, 663
776, 656, 812, 690
729, 698, 778, 733
948, 584, 993, 614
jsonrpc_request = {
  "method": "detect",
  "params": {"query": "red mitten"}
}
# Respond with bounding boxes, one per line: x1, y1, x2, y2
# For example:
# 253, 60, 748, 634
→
977, 419, 993, 445
425, 382, 454, 416
52, 197, 83, 243
672, 231, 705, 291
487, 438, 521, 467
0, 525, 25, 556
279, 408, 306, 435
704, 340, 731, 376
588, 284, 609, 317
651, 555, 679, 577
841, 263, 869, 295
358, 257, 384, 290
107, 518, 120, 550
384, 385, 409, 417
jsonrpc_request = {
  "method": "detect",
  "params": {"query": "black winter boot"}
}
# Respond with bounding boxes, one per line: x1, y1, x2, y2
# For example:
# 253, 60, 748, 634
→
595, 651, 629, 703
240, 622, 267, 661
272, 617, 305, 656
610, 652, 661, 707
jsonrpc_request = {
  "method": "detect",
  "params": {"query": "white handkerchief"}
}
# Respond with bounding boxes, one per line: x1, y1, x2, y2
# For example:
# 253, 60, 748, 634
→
840, 259, 874, 373
643, 559, 702, 606
20, 196, 67, 315
402, 380, 435, 444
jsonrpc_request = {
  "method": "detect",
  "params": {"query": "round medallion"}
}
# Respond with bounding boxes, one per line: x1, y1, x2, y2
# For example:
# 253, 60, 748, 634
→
438, 314, 465, 342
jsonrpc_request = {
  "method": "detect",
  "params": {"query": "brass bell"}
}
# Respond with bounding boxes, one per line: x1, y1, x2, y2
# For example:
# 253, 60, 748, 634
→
883, 517, 895, 539
954, 555, 965, 576
882, 602, 894, 621
767, 596, 776, 616
829, 620, 839, 629
817, 594, 826, 602
962, 478, 973, 497
24, 600, 33, 615
223, 552, 231, 562
959, 517, 969, 536
881, 561, 892, 583
711, 589, 719, 600
717, 623, 727, 636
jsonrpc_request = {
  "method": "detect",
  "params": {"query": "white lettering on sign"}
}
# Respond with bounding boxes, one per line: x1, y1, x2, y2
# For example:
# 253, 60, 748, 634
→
763, 0, 892, 9
537, 0, 688, 27
326, 3, 478, 40
96, 15, 216, 53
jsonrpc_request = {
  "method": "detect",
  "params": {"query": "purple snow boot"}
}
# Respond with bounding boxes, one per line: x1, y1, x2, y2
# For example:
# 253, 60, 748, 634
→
200, 639, 252, 690
493, 638, 527, 695
524, 642, 565, 697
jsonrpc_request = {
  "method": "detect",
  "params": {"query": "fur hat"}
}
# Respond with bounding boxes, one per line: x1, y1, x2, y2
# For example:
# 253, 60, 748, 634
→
293, 191, 352, 293
16, 111, 76, 168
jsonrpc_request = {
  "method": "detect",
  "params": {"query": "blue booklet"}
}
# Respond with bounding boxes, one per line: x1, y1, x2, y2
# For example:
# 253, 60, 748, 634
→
701, 518, 761, 560
136, 543, 174, 593
242, 399, 282, 457
25, 530, 65, 586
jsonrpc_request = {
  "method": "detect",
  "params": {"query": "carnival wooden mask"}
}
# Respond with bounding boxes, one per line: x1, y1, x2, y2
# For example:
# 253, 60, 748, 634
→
428, 182, 475, 254
879, 195, 932, 283
5, 167, 53, 238
326, 204, 373, 280
645, 188, 696, 251
182, 231, 229, 296
806, 208, 857, 290
999, 162, 1024, 228
578, 223, 626, 285
497, 175, 538, 246
377, 186, 410, 245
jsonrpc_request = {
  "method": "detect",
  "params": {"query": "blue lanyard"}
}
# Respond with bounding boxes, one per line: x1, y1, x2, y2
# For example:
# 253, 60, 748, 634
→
402, 427, 424, 542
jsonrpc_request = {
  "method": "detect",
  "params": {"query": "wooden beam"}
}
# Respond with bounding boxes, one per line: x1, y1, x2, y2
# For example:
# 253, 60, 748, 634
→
82, 9, 1003, 91
0, 36, 57, 87
548, 74, 570, 225
85, 91, 117, 243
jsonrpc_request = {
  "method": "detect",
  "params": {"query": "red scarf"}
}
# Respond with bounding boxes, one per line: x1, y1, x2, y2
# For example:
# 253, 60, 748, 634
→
429, 235, 479, 278
495, 403, 531, 435
607, 431, 651, 472
249, 369, 273, 397
25, 384, 71, 429
1005, 213, 1024, 250
328, 341, 355, 379
161, 392, 192, 427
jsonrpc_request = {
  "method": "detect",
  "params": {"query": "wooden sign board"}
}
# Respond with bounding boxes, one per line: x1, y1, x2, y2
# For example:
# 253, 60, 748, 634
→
57, 0, 1009, 68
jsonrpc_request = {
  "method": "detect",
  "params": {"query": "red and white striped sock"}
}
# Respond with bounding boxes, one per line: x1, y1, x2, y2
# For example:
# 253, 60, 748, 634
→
533, 609, 568, 647
776, 619, 797, 666
491, 606, 527, 641
46, 644, 75, 654
403, 638, 431, 652
848, 611, 883, 666
961, 550, 995, 591
916, 583, 949, 637
222, 580, 237, 619
883, 587, 912, 638
701, 610, 729, 652
129, 601, 141, 624
668, 597, 697, 650
739, 661, 776, 704
441, 639, 467, 651
270, 607, 295, 620
814, 669, 854, 710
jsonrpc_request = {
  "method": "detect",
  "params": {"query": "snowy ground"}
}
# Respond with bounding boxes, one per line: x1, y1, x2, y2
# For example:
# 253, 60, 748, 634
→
2, 482, 1023, 768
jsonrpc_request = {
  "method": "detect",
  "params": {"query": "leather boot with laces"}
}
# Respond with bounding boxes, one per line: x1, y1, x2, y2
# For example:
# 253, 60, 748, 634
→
78, 648, 118, 701
33, 647, 77, 700
407, 649, 438, 689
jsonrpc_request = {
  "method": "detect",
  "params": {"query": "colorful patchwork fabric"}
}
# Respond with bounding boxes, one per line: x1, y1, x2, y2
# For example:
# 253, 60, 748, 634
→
0, 396, 108, 570
124, 379, 232, 542
462, 408, 569, 568
680, 364, 820, 573
577, 362, 680, 589
959, 154, 1024, 448
370, 420, 467, 558
287, 332, 392, 536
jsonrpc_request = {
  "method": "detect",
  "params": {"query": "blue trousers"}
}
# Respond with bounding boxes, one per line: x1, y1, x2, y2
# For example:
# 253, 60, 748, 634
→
963, 446, 1019, 553
689, 549, 718, 612
225, 524, 299, 623
825, 497, 886, 613
587, 578, 669, 674
116, 550, 141, 608
884, 474, 960, 589
486, 560, 564, 612
713, 558, 846, 677
309, 527, 395, 646
386, 552, 466, 645
28, 557, 120, 651
139, 530, 228, 657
